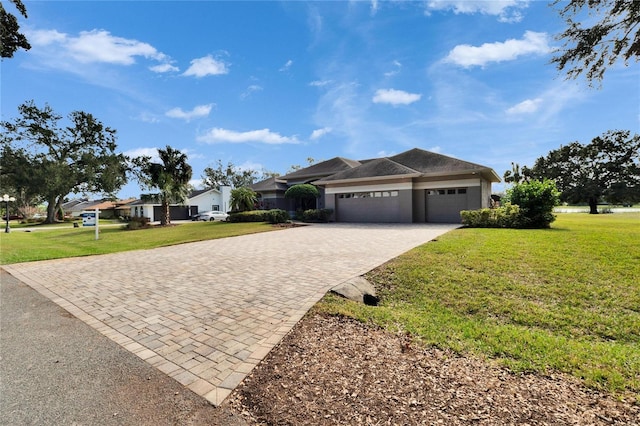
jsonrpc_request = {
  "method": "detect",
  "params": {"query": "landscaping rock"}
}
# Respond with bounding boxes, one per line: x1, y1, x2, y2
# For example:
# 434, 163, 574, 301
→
331, 277, 379, 305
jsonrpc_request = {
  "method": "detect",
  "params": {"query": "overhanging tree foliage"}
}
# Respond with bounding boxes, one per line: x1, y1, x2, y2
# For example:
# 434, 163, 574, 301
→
1, 101, 129, 223
1, 0, 31, 58
525, 130, 640, 214
552, 0, 640, 85
202, 160, 257, 189
133, 146, 192, 226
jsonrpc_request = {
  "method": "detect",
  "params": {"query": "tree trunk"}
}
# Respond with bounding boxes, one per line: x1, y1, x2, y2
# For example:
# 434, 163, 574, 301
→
588, 196, 598, 214
161, 201, 170, 226
45, 196, 57, 224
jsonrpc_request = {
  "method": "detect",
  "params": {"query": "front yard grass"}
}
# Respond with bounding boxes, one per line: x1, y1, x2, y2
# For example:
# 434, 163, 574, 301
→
316, 213, 640, 397
0, 221, 274, 264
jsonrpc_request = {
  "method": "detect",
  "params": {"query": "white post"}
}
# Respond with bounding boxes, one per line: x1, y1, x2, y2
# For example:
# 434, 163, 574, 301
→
95, 208, 99, 240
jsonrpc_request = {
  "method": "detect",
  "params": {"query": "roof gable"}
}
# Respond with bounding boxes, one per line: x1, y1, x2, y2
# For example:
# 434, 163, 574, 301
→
250, 176, 289, 192
317, 158, 419, 182
279, 157, 361, 181
389, 148, 486, 174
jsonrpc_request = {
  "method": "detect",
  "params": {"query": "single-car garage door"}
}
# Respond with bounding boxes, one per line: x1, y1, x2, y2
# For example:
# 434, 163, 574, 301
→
426, 188, 468, 223
336, 191, 401, 222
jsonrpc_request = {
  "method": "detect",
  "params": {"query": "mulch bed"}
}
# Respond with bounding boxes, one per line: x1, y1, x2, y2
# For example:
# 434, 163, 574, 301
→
229, 314, 639, 425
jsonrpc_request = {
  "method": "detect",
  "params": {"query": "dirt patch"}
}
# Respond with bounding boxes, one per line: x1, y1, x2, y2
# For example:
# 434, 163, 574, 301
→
229, 314, 638, 425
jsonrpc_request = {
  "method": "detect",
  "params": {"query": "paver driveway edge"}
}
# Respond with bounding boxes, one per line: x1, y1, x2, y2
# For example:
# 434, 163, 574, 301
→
2, 223, 458, 406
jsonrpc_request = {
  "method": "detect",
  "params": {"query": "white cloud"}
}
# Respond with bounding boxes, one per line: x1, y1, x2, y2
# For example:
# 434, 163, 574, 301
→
27, 28, 173, 67
373, 88, 422, 105
426, 0, 529, 23
197, 128, 298, 145
310, 127, 333, 140
165, 104, 213, 121
310, 80, 333, 87
444, 31, 551, 68
135, 112, 160, 123
240, 84, 263, 99
190, 178, 205, 189
279, 59, 293, 72
183, 55, 229, 77
124, 147, 161, 163
149, 63, 179, 73
370, 0, 379, 15
384, 60, 402, 77
506, 98, 543, 115
27, 29, 67, 45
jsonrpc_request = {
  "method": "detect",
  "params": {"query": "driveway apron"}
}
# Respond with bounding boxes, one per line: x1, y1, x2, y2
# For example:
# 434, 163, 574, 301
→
3, 223, 457, 405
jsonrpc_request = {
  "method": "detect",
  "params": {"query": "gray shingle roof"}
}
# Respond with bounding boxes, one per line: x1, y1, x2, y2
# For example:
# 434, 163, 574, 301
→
315, 148, 499, 184
389, 148, 487, 174
279, 157, 361, 181
316, 158, 420, 182
250, 176, 289, 192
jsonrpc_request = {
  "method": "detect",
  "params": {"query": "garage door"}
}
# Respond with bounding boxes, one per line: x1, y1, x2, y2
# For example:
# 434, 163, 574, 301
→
336, 191, 401, 222
426, 188, 468, 223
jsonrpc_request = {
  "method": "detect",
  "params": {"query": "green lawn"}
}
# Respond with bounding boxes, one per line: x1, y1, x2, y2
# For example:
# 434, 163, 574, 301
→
0, 221, 274, 264
315, 213, 640, 397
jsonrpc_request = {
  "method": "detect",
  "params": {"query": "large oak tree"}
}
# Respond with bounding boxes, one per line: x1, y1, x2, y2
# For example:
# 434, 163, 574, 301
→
201, 160, 257, 190
525, 130, 640, 213
1, 101, 129, 223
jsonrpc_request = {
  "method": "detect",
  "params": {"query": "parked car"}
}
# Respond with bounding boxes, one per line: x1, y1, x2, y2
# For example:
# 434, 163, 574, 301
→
193, 211, 229, 222
2, 214, 23, 221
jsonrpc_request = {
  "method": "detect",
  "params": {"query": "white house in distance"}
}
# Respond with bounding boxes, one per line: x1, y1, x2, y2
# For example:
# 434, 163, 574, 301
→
129, 187, 231, 221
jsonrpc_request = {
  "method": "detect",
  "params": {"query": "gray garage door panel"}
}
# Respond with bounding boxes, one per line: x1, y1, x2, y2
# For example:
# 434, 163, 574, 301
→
426, 190, 467, 223
337, 196, 401, 222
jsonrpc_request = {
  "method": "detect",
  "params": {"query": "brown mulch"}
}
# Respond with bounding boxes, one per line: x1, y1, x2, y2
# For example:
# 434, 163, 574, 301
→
229, 314, 639, 425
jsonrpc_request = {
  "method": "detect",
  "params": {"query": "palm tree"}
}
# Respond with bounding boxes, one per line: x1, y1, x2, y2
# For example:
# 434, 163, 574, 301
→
230, 187, 257, 212
137, 146, 192, 226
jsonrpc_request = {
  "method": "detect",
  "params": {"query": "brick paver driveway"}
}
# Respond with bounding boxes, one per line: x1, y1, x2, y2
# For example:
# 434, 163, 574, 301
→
3, 223, 457, 405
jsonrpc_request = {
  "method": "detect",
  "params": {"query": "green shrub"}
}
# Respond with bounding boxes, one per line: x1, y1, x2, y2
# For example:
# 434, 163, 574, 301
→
301, 208, 334, 223
505, 179, 560, 228
264, 209, 290, 224
461, 203, 521, 228
126, 216, 150, 230
227, 210, 268, 223
228, 209, 290, 224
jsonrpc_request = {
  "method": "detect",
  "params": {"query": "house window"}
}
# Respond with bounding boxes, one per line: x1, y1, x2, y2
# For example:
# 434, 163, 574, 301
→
447, 189, 456, 195
212, 205, 220, 211
337, 191, 398, 198
458, 188, 467, 194
437, 189, 446, 195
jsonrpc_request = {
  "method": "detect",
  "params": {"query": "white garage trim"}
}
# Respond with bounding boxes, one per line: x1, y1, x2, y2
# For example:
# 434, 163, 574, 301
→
413, 178, 481, 190
326, 182, 413, 194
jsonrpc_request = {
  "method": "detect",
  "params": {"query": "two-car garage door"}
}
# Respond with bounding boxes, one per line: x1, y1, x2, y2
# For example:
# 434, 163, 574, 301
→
335, 191, 401, 223
332, 187, 474, 223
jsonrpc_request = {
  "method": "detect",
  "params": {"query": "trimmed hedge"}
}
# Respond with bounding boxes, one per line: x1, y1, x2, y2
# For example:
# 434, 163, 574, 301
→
228, 209, 289, 224
301, 208, 333, 223
460, 203, 521, 228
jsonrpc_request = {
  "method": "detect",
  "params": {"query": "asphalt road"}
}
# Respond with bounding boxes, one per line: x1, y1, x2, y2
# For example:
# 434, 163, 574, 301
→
0, 269, 248, 426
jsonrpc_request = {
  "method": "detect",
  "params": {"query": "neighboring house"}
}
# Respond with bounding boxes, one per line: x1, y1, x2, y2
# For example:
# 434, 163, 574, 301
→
63, 198, 137, 219
188, 187, 231, 214
251, 148, 500, 223
128, 187, 231, 222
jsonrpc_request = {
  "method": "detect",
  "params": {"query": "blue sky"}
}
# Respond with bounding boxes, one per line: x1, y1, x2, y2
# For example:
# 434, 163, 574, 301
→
3, 0, 638, 198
